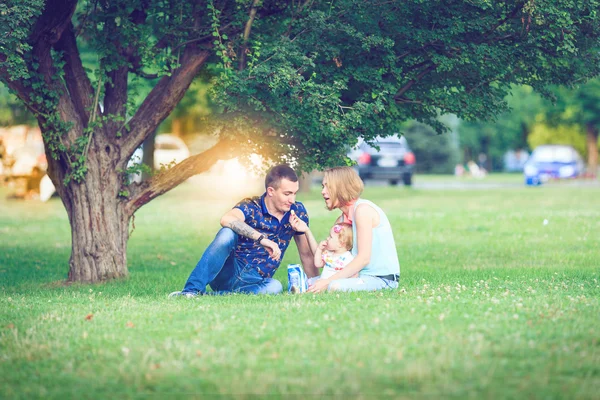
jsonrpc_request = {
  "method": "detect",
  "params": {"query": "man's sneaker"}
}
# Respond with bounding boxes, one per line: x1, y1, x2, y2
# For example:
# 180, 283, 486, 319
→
168, 291, 198, 298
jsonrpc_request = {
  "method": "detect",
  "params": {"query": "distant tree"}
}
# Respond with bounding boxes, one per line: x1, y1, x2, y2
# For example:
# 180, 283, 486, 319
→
576, 80, 600, 176
542, 80, 600, 176
1, 0, 599, 282
165, 78, 216, 137
457, 85, 548, 171
527, 122, 587, 159
402, 120, 459, 174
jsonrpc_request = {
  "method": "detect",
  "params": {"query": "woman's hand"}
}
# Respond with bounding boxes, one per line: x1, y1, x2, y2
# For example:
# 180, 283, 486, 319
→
307, 278, 330, 293
289, 211, 308, 233
260, 238, 281, 261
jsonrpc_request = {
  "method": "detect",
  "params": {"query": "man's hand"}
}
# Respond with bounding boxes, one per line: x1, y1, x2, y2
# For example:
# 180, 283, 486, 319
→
289, 211, 309, 233
260, 238, 282, 261
307, 278, 330, 293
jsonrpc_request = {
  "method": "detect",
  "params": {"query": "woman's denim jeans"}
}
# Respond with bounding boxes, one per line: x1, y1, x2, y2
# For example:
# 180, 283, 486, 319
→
182, 228, 282, 295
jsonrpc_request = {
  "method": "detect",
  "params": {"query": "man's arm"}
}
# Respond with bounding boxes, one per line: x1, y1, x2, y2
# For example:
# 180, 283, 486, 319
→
294, 234, 318, 278
220, 208, 282, 261
220, 208, 261, 240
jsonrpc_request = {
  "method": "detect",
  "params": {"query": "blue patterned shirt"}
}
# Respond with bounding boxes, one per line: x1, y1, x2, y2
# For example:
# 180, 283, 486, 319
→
233, 194, 309, 278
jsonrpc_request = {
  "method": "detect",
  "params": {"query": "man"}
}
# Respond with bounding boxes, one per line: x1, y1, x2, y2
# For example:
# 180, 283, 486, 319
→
169, 164, 316, 297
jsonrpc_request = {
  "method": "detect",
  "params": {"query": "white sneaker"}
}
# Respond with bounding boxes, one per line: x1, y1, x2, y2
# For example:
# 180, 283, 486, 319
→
168, 291, 198, 298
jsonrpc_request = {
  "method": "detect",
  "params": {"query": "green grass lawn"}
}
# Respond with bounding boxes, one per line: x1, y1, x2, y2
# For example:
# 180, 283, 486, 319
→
1, 177, 599, 399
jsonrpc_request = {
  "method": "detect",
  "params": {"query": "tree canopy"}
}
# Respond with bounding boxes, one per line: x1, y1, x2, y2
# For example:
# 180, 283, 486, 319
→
1, 0, 600, 282
3, 1, 600, 173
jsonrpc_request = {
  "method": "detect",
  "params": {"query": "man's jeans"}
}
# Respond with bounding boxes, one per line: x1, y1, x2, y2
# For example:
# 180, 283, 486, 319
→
182, 228, 283, 295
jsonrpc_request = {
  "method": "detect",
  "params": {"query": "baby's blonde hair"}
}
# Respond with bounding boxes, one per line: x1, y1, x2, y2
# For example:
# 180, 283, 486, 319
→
332, 223, 353, 250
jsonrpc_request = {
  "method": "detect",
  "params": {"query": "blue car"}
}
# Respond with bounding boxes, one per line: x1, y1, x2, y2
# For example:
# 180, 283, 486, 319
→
524, 145, 585, 185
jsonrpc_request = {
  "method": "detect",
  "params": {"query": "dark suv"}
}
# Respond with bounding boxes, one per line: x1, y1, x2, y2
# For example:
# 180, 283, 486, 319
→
348, 134, 415, 186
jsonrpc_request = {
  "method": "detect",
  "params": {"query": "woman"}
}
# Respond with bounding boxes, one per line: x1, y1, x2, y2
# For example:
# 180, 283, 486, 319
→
308, 166, 400, 293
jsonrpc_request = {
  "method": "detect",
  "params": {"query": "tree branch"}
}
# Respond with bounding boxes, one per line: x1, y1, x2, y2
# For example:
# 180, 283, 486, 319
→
120, 47, 211, 166
104, 66, 129, 131
479, 1, 526, 42
286, 0, 313, 37
125, 138, 237, 214
30, 1, 83, 140
239, 0, 261, 71
102, 2, 155, 136
394, 63, 437, 100
31, 38, 85, 192
103, 4, 151, 135
29, 0, 78, 45
74, 0, 99, 37
1, 0, 77, 106
22, 1, 92, 193
170, 21, 236, 53
55, 22, 95, 124
128, 55, 159, 79
403, 59, 434, 74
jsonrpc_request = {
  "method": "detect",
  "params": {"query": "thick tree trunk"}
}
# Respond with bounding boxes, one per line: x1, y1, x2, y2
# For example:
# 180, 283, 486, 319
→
585, 124, 598, 178
67, 186, 129, 282
62, 141, 130, 283
298, 172, 312, 193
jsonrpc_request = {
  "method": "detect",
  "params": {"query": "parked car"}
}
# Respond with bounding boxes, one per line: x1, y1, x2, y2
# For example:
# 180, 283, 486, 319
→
4, 141, 47, 178
128, 134, 191, 183
524, 144, 585, 185
0, 140, 49, 199
348, 134, 416, 186
153, 134, 190, 168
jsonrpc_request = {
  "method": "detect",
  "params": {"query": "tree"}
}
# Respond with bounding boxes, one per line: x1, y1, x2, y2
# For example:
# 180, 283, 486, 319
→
576, 80, 600, 176
457, 85, 549, 171
1, 0, 599, 283
542, 80, 600, 176
527, 121, 587, 158
402, 119, 460, 174
165, 78, 216, 137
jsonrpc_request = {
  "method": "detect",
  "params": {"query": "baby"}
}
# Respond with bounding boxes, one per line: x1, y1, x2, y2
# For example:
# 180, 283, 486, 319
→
310, 223, 356, 284
289, 212, 357, 289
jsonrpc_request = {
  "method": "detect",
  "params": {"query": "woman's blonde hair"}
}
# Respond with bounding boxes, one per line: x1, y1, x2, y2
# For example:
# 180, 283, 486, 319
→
333, 223, 353, 250
323, 166, 364, 209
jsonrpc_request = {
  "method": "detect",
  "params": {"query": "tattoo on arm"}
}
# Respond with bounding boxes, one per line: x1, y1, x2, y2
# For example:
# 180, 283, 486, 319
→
228, 220, 259, 239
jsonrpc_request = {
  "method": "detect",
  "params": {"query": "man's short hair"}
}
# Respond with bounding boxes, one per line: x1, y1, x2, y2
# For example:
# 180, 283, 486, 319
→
265, 164, 298, 189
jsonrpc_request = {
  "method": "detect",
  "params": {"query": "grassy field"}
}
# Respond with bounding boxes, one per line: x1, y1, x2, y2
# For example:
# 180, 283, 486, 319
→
1, 176, 599, 399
